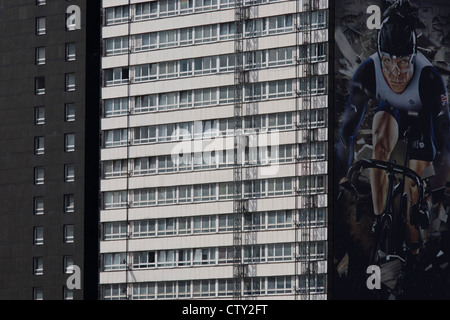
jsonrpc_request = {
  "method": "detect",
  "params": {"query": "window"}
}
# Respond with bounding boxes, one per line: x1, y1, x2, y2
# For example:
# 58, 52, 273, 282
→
193, 280, 215, 298
103, 191, 127, 209
268, 47, 293, 66
35, 77, 45, 95
267, 276, 292, 294
178, 186, 191, 203
219, 86, 235, 104
104, 129, 128, 147
65, 133, 75, 152
160, 0, 178, 16
133, 188, 156, 207
218, 214, 234, 232
65, 103, 75, 121
134, 32, 157, 51
66, 43, 76, 61
36, 0, 46, 5
159, 61, 178, 79
194, 0, 218, 12
193, 184, 216, 202
33, 257, 43, 275
267, 210, 293, 229
244, 212, 265, 230
268, 80, 293, 99
104, 159, 127, 178
34, 136, 45, 155
134, 95, 156, 113
194, 25, 217, 43
35, 106, 45, 125
33, 288, 43, 300
63, 256, 74, 274
105, 5, 129, 25
134, 64, 157, 82
35, 47, 45, 65
194, 56, 217, 75
36, 17, 46, 35
179, 59, 193, 77
157, 124, 176, 142
133, 157, 156, 175
194, 88, 217, 106
133, 126, 156, 144
219, 22, 236, 40
245, 50, 266, 69
64, 164, 75, 182
193, 248, 216, 265
103, 253, 127, 271
133, 220, 156, 238
105, 98, 128, 117
34, 167, 44, 185
157, 281, 175, 299
34, 227, 44, 245
65, 73, 75, 91
157, 187, 176, 205
180, 0, 194, 13
102, 284, 127, 300
193, 216, 216, 233
298, 109, 326, 129
298, 175, 326, 194
135, 2, 157, 20
105, 36, 129, 55
159, 30, 178, 48
64, 225, 74, 243
267, 177, 292, 196
105, 67, 129, 86
132, 283, 156, 300
268, 15, 293, 34
298, 241, 326, 261
104, 221, 128, 240
180, 28, 193, 46
245, 82, 266, 101
64, 194, 75, 212
34, 197, 44, 215
157, 250, 176, 267
133, 251, 156, 269
245, 18, 266, 37
63, 287, 74, 300
178, 249, 192, 266
218, 247, 234, 264
244, 245, 266, 263
219, 55, 235, 72
268, 112, 293, 131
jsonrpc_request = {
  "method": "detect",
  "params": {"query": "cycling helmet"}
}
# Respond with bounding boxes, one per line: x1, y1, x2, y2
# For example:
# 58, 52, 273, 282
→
378, 14, 417, 59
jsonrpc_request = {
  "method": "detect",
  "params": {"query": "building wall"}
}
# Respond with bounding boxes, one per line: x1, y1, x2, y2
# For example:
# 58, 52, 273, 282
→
0, 0, 100, 300
99, 0, 329, 300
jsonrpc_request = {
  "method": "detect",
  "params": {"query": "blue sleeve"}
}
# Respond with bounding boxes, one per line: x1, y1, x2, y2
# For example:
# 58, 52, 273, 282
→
336, 58, 375, 175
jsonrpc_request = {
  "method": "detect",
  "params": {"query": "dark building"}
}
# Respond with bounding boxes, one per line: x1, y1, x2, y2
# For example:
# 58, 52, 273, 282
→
0, 0, 100, 300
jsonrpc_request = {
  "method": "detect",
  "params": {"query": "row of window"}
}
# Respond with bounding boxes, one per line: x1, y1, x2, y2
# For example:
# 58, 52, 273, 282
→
35, 43, 76, 65
34, 105, 76, 125
103, 109, 326, 148
101, 274, 326, 300
104, 1, 324, 27
105, 43, 326, 87
33, 225, 74, 246
34, 194, 74, 215
102, 241, 326, 271
35, 73, 76, 95
106, 45, 299, 78
105, 0, 287, 25
102, 142, 327, 179
33, 286, 74, 301
103, 208, 326, 240
104, 76, 326, 112
104, 11, 326, 58
102, 175, 327, 209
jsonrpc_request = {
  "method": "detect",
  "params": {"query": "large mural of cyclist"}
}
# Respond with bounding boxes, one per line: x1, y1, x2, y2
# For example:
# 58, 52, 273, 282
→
333, 0, 450, 299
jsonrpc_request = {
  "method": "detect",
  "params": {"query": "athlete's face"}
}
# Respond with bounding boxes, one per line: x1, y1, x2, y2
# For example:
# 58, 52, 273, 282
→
381, 53, 415, 93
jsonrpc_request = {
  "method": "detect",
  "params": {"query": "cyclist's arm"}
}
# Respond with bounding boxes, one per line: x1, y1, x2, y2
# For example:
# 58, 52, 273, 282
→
336, 58, 375, 176
420, 66, 450, 156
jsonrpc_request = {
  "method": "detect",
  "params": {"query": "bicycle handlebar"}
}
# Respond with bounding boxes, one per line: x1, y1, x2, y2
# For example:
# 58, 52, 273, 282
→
346, 158, 424, 207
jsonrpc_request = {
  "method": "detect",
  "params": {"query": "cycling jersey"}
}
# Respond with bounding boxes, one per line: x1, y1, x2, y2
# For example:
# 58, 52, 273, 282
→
336, 52, 450, 174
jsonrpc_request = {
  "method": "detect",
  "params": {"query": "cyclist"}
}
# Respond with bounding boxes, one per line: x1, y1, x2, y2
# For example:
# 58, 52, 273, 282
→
336, 9, 450, 256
